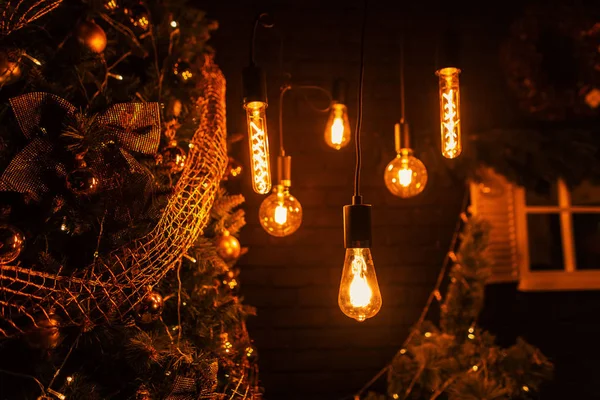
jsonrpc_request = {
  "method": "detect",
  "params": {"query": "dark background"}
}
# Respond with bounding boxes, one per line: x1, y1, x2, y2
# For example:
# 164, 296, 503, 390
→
197, 1, 600, 399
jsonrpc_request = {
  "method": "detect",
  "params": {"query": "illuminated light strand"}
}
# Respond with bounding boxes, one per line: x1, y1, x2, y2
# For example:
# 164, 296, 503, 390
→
441, 88, 460, 155
249, 119, 270, 194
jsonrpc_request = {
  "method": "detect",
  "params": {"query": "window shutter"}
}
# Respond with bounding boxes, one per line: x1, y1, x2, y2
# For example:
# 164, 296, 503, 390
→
469, 169, 519, 283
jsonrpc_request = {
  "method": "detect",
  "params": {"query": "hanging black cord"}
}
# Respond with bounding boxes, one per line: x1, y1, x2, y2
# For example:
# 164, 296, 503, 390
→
400, 34, 405, 122
353, 0, 368, 201
250, 13, 273, 65
279, 84, 291, 157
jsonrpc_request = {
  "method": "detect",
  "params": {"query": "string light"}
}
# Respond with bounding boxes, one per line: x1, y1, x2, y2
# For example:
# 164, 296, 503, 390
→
436, 30, 462, 159
66, 376, 73, 384
259, 86, 302, 236
324, 79, 351, 150
424, 331, 432, 338
170, 20, 178, 28
242, 14, 273, 194
471, 365, 478, 372
108, 72, 123, 80
338, 0, 381, 323
522, 386, 530, 392
384, 38, 427, 198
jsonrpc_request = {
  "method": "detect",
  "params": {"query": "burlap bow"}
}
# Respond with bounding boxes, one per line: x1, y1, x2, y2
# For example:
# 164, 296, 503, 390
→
0, 92, 161, 201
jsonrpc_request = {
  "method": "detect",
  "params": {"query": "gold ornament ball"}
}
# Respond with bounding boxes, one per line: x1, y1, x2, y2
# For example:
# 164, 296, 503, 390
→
75, 20, 107, 53
157, 143, 186, 173
0, 51, 21, 85
136, 290, 164, 324
216, 231, 240, 261
66, 166, 100, 196
0, 224, 25, 264
136, 386, 151, 400
25, 314, 62, 350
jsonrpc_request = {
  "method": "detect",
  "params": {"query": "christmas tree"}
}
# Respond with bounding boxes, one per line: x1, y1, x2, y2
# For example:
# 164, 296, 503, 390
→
362, 214, 553, 400
0, 0, 259, 398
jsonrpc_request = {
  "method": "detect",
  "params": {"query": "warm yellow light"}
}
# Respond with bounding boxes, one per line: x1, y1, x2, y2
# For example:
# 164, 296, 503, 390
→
436, 67, 462, 159
244, 101, 272, 194
170, 20, 178, 28
384, 149, 427, 198
259, 185, 302, 237
324, 103, 351, 150
274, 204, 288, 225
338, 248, 381, 322
398, 166, 412, 187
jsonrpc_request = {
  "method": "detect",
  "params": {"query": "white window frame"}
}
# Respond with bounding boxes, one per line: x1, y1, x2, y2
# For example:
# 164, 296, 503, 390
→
515, 178, 600, 291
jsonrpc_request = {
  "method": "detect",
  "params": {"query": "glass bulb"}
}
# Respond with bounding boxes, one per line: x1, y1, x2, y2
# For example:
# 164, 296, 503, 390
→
338, 248, 382, 322
324, 103, 351, 150
384, 149, 428, 198
259, 185, 302, 237
244, 101, 272, 194
436, 67, 462, 159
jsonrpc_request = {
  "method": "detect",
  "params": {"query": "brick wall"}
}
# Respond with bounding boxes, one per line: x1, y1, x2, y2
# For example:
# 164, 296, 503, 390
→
200, 1, 519, 399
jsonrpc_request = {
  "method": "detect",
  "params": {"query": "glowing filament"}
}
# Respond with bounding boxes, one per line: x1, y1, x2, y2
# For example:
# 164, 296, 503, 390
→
437, 67, 462, 159
331, 117, 345, 146
398, 166, 413, 187
245, 101, 271, 194
274, 204, 288, 225
349, 256, 372, 308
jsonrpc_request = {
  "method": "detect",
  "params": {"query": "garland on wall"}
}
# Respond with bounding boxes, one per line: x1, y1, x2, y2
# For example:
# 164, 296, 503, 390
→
356, 209, 553, 400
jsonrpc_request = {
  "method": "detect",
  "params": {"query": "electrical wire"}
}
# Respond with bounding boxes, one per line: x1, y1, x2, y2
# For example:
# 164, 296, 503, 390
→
353, 0, 368, 200
250, 13, 273, 65
400, 34, 405, 122
279, 84, 292, 157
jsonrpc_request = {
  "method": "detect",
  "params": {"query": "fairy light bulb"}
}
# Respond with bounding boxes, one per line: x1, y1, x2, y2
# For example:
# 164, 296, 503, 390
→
324, 79, 351, 150
259, 156, 302, 237
339, 203, 382, 322
437, 67, 461, 158
325, 103, 351, 150
259, 184, 302, 237
384, 122, 428, 198
243, 64, 272, 194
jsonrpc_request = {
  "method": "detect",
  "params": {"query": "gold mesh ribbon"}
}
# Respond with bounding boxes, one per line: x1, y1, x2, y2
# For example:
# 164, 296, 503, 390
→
166, 360, 218, 400
0, 56, 227, 336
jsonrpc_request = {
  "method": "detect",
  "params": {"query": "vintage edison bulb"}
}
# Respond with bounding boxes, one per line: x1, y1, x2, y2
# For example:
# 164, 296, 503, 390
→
338, 248, 382, 322
436, 67, 462, 159
244, 101, 272, 194
259, 185, 302, 237
324, 103, 351, 150
384, 149, 428, 198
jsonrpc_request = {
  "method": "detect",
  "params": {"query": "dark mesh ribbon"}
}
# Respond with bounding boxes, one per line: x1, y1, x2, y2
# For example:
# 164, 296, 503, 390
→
0, 92, 160, 201
166, 360, 219, 400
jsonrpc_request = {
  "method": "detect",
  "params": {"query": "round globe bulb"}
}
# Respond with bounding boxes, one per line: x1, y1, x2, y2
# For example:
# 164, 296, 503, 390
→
259, 185, 302, 237
384, 149, 428, 198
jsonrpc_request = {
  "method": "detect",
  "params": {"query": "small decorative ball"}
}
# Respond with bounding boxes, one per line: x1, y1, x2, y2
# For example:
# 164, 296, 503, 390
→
157, 143, 186, 173
136, 385, 151, 400
173, 60, 193, 83
0, 50, 21, 85
127, 6, 150, 32
223, 157, 243, 180
136, 290, 164, 324
166, 98, 183, 118
75, 20, 107, 53
25, 314, 62, 350
66, 166, 99, 195
0, 224, 25, 264
215, 231, 241, 262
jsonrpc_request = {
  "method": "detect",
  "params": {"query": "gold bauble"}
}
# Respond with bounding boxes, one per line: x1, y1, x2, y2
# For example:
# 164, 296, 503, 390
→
75, 20, 107, 53
0, 224, 25, 264
25, 314, 62, 350
215, 231, 241, 262
136, 290, 164, 324
0, 51, 21, 85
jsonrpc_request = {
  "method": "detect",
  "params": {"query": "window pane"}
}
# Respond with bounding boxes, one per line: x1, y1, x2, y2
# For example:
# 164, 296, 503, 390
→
573, 214, 600, 270
570, 181, 600, 206
526, 183, 558, 206
527, 214, 564, 271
